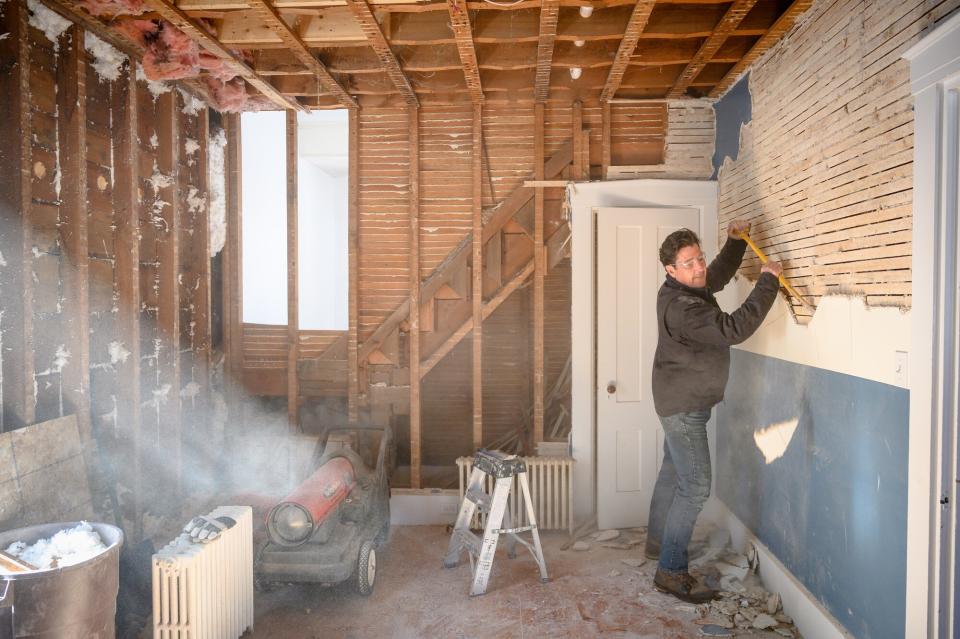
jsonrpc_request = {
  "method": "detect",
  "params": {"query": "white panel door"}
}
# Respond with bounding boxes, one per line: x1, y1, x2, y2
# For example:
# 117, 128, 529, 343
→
596, 206, 699, 529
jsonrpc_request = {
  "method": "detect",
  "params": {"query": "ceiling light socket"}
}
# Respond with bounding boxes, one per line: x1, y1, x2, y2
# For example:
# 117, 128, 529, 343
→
578, 5, 593, 18
569, 67, 582, 80
574, 39, 586, 47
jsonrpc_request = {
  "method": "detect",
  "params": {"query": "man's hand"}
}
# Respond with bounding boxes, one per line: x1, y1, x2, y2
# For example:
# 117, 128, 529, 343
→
761, 260, 783, 278
728, 219, 751, 239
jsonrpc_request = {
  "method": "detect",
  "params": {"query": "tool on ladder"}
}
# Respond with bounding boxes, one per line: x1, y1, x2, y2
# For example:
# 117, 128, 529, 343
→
443, 449, 549, 596
738, 231, 814, 311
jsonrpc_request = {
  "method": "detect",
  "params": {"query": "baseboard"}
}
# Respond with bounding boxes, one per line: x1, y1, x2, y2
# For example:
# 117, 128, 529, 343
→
716, 501, 854, 639
390, 488, 460, 525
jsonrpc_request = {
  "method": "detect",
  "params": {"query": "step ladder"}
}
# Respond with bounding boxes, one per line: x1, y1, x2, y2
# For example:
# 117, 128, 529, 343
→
442, 449, 549, 596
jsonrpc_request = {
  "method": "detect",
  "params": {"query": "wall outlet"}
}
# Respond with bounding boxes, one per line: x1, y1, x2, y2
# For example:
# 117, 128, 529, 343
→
895, 351, 908, 386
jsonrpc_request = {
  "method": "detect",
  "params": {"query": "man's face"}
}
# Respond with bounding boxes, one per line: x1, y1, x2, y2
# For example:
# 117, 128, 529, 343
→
665, 244, 707, 288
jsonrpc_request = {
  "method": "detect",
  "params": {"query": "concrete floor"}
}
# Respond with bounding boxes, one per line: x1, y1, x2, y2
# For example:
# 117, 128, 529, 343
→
248, 525, 801, 639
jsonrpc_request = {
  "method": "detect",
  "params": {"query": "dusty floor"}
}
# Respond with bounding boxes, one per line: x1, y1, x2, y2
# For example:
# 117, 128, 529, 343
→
248, 525, 801, 639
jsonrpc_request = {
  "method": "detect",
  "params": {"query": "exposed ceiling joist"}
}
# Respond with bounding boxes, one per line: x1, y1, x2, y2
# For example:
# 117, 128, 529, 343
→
709, 0, 814, 98
666, 0, 757, 98
446, 0, 483, 103
344, 0, 420, 105
143, 0, 306, 111
247, 0, 358, 107
599, 0, 655, 102
533, 0, 559, 102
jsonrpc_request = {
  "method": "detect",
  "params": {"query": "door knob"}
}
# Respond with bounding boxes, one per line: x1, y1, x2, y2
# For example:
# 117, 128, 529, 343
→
606, 382, 617, 394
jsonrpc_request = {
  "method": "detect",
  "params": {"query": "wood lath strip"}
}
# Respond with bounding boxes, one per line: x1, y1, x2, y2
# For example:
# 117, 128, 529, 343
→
344, 0, 419, 105
533, 0, 560, 103
447, 0, 484, 103
247, 0, 358, 107
667, 0, 758, 98
599, 0, 656, 102
709, 0, 814, 98
143, 0, 305, 111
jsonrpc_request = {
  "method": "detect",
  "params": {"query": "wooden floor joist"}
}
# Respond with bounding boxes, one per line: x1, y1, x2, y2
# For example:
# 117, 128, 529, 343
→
447, 0, 483, 104
709, 0, 815, 98
667, 0, 758, 98
344, 0, 419, 105
534, 0, 560, 103
599, 0, 657, 102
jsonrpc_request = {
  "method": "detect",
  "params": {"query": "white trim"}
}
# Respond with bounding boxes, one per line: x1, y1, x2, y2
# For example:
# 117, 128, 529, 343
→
568, 179, 718, 524
716, 502, 854, 639
904, 11, 960, 637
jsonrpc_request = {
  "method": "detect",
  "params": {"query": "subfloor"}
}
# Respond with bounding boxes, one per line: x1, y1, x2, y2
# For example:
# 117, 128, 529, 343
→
248, 525, 801, 639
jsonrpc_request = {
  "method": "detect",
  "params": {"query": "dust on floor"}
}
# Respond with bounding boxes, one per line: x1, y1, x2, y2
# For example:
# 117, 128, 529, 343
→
249, 525, 801, 639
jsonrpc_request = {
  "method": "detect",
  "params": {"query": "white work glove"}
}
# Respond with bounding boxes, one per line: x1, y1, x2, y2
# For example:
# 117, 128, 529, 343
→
182, 515, 236, 543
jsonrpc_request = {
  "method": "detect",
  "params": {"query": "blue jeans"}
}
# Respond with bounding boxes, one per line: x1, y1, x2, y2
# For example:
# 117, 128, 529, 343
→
647, 409, 712, 574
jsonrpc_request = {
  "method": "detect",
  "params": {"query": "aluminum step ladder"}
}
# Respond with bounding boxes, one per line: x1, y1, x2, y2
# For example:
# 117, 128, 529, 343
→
442, 449, 549, 596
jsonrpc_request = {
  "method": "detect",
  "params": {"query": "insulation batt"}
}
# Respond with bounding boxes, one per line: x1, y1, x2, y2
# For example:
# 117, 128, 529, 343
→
76, 0, 145, 17
116, 19, 200, 81
203, 76, 248, 112
2, 522, 107, 572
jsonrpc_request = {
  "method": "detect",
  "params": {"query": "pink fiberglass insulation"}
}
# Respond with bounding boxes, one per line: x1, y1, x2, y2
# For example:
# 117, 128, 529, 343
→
114, 17, 157, 48
143, 21, 200, 80
204, 76, 248, 112
78, 0, 146, 17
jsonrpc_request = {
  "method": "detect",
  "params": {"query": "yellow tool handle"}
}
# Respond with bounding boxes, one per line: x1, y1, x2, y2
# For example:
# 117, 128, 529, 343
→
738, 231, 814, 311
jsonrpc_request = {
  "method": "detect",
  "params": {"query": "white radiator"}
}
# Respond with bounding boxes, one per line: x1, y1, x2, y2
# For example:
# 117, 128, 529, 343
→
456, 456, 574, 534
153, 505, 254, 639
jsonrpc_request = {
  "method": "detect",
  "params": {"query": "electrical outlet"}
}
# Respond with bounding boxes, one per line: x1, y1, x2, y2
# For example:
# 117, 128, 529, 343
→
895, 351, 908, 386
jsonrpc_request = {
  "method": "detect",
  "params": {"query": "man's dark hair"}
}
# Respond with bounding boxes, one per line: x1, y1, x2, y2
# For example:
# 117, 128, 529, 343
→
659, 228, 701, 266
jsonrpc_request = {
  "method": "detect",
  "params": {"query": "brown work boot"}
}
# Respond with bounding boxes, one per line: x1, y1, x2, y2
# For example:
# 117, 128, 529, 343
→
653, 568, 717, 604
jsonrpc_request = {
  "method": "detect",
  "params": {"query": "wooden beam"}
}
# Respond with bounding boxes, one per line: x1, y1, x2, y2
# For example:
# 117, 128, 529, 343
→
408, 107, 421, 489
0, 0, 34, 430
533, 0, 560, 102
344, 0, 419, 105
599, 0, 656, 102
58, 24, 92, 450
472, 103, 483, 451
286, 111, 299, 428
142, 0, 305, 111
533, 103, 545, 446
709, 0, 814, 98
224, 114, 244, 432
156, 91, 182, 495
348, 108, 360, 421
571, 100, 583, 180
446, 0, 483, 103
246, 0, 358, 108
421, 260, 534, 378
667, 0, 758, 98
601, 100, 611, 178
193, 106, 212, 435
112, 63, 142, 533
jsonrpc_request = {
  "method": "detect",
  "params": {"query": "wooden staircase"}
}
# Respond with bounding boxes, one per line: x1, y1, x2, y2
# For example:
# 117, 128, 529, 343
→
298, 137, 578, 423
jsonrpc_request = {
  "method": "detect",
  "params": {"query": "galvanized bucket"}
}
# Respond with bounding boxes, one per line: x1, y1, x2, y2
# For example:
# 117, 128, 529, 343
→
0, 522, 123, 639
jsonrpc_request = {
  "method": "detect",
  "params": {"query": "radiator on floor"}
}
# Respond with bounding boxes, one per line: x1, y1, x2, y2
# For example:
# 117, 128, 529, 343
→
153, 505, 254, 639
456, 455, 574, 534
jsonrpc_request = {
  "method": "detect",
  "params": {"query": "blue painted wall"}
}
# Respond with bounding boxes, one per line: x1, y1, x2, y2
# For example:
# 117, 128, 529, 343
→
711, 73, 752, 179
717, 349, 909, 639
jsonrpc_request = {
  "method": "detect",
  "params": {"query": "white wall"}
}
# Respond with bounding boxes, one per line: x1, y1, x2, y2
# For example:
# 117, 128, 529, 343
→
241, 111, 287, 325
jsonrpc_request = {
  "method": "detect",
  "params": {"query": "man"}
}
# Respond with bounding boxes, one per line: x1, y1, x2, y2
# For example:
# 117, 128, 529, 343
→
645, 220, 782, 603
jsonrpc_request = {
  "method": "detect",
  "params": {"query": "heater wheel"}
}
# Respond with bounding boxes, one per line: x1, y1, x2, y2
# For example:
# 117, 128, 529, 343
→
356, 541, 376, 596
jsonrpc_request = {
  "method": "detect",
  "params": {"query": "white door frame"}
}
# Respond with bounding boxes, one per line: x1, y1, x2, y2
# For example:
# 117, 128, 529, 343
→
904, 10, 960, 638
568, 180, 718, 526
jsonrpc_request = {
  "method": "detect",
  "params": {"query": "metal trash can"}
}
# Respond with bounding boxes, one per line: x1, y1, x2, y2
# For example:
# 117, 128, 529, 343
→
0, 522, 123, 639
